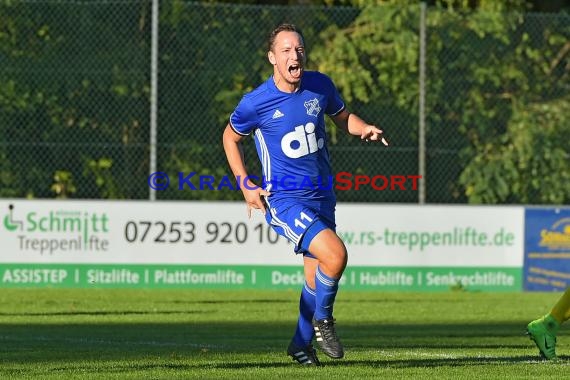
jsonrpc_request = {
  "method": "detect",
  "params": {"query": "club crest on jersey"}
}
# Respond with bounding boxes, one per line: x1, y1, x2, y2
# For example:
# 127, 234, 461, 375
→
304, 98, 321, 117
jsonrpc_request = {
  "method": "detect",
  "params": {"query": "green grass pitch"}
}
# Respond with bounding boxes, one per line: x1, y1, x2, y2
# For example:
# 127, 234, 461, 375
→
0, 289, 566, 379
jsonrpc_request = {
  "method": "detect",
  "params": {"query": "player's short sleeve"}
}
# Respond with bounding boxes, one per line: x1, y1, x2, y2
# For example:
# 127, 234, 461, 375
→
229, 97, 259, 136
322, 74, 346, 116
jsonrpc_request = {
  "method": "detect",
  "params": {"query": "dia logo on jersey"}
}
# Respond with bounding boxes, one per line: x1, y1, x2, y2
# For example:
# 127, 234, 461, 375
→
281, 122, 325, 158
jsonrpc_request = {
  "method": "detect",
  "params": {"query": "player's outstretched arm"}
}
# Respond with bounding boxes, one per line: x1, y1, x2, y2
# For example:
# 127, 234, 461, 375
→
222, 124, 270, 218
331, 109, 389, 146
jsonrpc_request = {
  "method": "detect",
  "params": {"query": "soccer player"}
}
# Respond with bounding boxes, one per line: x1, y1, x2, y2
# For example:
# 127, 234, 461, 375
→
527, 287, 570, 360
222, 23, 388, 365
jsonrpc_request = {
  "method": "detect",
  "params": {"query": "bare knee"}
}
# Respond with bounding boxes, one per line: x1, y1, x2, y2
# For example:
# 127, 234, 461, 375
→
308, 230, 347, 278
325, 244, 347, 271
312, 239, 348, 278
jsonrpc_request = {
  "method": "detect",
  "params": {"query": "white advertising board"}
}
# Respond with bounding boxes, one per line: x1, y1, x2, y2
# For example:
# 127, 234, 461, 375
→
0, 200, 524, 291
0, 200, 523, 267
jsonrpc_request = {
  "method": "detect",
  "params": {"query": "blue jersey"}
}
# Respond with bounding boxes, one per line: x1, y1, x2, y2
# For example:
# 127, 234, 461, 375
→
229, 71, 345, 204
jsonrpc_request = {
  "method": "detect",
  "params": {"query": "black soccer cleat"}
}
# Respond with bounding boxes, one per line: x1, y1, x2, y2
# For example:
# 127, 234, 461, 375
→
312, 318, 344, 359
287, 341, 321, 366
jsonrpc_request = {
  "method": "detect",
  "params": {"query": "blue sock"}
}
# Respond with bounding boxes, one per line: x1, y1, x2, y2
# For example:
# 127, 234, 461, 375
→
314, 266, 339, 321
292, 282, 316, 347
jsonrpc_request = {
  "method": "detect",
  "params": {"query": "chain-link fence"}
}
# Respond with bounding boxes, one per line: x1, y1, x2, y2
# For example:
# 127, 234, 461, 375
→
1, 1, 568, 204
1, 0, 150, 199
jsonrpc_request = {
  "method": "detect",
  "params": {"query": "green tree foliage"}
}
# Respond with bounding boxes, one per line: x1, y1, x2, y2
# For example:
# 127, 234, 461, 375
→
429, 9, 570, 203
460, 95, 570, 204
309, 0, 569, 203
0, 1, 150, 198
0, 0, 568, 203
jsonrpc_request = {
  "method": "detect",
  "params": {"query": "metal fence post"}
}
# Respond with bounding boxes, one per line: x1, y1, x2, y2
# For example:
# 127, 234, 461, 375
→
149, 0, 159, 201
418, 2, 427, 204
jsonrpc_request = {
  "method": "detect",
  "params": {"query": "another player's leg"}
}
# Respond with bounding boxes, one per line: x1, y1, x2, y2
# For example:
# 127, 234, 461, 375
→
527, 287, 570, 359
305, 228, 347, 359
287, 260, 320, 365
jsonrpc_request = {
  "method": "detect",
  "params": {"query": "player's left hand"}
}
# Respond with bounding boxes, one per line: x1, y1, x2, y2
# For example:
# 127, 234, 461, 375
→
361, 125, 389, 146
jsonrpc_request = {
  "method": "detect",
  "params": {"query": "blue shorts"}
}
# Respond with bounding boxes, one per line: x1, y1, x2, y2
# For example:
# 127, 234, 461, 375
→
264, 198, 336, 257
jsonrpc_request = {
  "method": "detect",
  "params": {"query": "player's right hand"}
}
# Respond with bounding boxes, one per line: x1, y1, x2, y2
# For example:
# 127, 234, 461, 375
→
242, 185, 271, 219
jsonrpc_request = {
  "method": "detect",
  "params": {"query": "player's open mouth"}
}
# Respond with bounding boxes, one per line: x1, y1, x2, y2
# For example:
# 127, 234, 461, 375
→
288, 64, 302, 78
